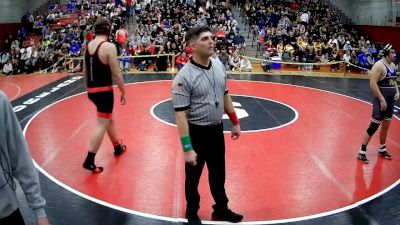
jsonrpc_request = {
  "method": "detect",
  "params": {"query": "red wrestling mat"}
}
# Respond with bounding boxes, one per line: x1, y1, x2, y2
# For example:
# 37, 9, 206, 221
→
0, 73, 68, 100
25, 80, 400, 222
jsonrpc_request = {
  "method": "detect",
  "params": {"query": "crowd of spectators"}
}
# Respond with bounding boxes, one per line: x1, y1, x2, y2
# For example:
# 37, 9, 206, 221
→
0, 0, 130, 75
122, 0, 254, 71
243, 0, 393, 72
0, 0, 397, 75
0, 0, 251, 74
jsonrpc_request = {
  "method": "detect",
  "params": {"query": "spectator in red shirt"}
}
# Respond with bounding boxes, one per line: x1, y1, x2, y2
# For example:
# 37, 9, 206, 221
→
291, 1, 299, 10
185, 44, 193, 56
86, 29, 95, 42
176, 52, 190, 70
115, 24, 129, 54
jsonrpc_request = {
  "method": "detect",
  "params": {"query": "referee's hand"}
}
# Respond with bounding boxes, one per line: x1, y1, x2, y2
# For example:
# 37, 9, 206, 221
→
231, 124, 241, 140
184, 150, 198, 166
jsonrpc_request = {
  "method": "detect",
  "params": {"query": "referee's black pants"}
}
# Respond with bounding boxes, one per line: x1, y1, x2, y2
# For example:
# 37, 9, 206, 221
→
0, 209, 25, 225
185, 122, 229, 217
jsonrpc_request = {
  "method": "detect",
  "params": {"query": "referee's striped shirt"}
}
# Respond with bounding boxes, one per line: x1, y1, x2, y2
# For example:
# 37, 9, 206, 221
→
172, 57, 228, 126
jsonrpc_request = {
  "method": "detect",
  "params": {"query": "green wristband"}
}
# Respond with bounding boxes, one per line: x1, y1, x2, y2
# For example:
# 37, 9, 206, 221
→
180, 136, 193, 152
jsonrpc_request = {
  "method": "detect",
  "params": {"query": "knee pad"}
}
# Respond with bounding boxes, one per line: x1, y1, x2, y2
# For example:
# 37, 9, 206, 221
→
366, 121, 380, 136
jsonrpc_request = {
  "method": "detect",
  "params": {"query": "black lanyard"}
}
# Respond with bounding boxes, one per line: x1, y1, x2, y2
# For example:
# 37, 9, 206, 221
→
202, 68, 219, 107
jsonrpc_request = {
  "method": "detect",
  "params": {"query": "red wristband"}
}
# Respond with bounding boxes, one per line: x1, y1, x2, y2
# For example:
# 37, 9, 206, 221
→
227, 111, 239, 125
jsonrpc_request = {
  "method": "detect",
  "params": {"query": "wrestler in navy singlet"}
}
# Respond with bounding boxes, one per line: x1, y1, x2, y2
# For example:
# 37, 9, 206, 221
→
372, 61, 398, 121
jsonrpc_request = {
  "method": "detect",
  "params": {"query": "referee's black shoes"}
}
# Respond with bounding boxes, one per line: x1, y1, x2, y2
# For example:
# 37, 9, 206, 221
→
212, 209, 243, 223
187, 213, 202, 225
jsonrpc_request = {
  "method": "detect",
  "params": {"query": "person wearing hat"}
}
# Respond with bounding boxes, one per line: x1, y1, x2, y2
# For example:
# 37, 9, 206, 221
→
357, 44, 399, 163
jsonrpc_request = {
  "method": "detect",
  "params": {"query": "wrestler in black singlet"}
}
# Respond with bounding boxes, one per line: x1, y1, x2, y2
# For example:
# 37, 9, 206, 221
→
85, 41, 114, 115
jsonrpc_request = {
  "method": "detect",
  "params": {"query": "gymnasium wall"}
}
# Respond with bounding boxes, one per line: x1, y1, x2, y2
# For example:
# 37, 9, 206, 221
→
355, 25, 400, 49
328, 0, 397, 26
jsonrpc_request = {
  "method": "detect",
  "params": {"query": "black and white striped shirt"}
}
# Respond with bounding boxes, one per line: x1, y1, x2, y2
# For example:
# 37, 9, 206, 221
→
172, 57, 228, 126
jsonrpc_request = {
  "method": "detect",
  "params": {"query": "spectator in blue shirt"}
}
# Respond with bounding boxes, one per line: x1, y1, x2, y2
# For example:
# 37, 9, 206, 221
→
67, 3, 74, 13
357, 50, 368, 69
368, 43, 378, 59
233, 32, 245, 47
18, 27, 27, 40
65, 30, 76, 42
70, 40, 81, 55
